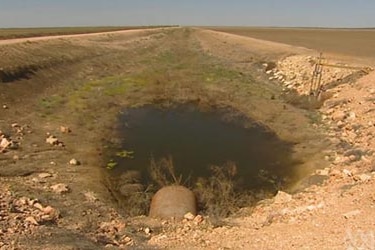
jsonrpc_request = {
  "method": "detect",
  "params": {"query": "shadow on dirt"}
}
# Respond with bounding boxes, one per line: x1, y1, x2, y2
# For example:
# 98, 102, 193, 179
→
0, 66, 37, 83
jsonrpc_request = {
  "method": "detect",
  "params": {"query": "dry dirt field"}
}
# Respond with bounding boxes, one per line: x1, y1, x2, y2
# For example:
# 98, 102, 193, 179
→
1, 27, 375, 249
208, 27, 375, 65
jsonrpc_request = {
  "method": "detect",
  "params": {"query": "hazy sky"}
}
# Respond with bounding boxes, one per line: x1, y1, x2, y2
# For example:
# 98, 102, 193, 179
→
0, 0, 374, 28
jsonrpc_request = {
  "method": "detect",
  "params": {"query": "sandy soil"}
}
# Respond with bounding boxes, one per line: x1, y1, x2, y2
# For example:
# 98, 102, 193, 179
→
1, 27, 375, 249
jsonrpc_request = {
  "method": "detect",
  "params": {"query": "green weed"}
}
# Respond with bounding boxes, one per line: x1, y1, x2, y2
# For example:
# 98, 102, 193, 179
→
116, 150, 134, 159
106, 160, 118, 170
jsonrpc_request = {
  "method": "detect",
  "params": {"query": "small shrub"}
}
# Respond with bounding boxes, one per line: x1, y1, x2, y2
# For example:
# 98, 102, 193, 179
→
194, 162, 256, 218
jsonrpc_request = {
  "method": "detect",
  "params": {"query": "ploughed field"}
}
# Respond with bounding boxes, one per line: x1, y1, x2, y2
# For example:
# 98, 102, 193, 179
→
207, 27, 375, 64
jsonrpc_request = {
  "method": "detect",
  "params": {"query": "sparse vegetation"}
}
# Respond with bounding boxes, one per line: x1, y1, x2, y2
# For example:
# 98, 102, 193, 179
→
149, 156, 183, 187
148, 157, 259, 218
116, 150, 134, 159
106, 160, 118, 170
194, 162, 256, 218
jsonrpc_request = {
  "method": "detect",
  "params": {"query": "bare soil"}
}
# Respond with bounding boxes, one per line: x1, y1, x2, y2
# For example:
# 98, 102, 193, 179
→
208, 27, 375, 65
0, 27, 375, 249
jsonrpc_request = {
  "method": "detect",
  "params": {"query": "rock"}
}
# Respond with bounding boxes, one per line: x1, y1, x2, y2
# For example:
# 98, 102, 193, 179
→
69, 158, 80, 166
46, 135, 59, 145
60, 126, 71, 133
332, 111, 346, 121
33, 203, 44, 211
42, 206, 59, 222
50, 183, 69, 194
25, 216, 39, 225
273, 191, 292, 204
193, 215, 204, 224
11, 123, 19, 128
343, 210, 361, 219
184, 212, 195, 221
84, 191, 99, 202
348, 112, 356, 120
38, 173, 52, 178
343, 169, 353, 177
316, 168, 329, 176
355, 174, 371, 182
329, 169, 342, 177
144, 227, 151, 234
149, 185, 197, 219
336, 121, 344, 128
0, 138, 11, 152
348, 155, 358, 161
2, 104, 8, 109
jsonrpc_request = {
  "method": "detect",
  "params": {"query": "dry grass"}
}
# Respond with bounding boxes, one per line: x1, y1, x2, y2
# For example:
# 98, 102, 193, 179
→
149, 158, 257, 218
149, 156, 184, 187
194, 162, 256, 218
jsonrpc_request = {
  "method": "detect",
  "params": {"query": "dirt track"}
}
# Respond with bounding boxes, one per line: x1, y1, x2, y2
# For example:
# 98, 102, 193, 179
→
1, 27, 375, 249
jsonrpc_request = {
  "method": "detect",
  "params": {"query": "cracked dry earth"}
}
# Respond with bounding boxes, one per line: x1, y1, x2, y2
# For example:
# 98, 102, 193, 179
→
1, 28, 375, 249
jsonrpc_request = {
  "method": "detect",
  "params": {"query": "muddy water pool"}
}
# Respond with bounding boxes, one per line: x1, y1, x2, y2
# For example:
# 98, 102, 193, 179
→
110, 104, 301, 191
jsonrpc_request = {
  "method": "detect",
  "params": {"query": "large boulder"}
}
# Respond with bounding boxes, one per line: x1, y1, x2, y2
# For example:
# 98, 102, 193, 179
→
149, 185, 197, 219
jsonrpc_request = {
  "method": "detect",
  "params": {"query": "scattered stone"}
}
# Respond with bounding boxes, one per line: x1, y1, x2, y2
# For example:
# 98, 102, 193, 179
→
144, 227, 151, 235
84, 191, 99, 202
50, 183, 69, 194
348, 112, 356, 120
69, 158, 80, 166
11, 123, 19, 128
60, 126, 71, 134
316, 168, 329, 176
193, 215, 204, 224
354, 174, 371, 182
273, 191, 292, 204
25, 216, 39, 226
184, 212, 195, 221
343, 210, 361, 219
42, 206, 59, 222
0, 137, 11, 152
38, 173, 52, 179
343, 169, 353, 177
46, 135, 59, 145
348, 155, 358, 161
332, 111, 346, 121
329, 169, 342, 177
33, 203, 44, 211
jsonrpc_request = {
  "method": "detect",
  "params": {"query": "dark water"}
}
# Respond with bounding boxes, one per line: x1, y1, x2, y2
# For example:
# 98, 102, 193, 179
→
112, 104, 300, 190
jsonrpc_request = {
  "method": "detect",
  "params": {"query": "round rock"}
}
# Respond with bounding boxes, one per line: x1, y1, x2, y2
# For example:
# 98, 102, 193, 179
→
149, 185, 197, 219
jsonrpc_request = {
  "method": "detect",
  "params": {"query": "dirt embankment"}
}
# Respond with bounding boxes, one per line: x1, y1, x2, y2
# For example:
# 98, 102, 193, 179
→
1, 27, 375, 249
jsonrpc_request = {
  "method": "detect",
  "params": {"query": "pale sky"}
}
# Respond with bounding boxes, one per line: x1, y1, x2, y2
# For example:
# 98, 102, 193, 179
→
0, 0, 374, 28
